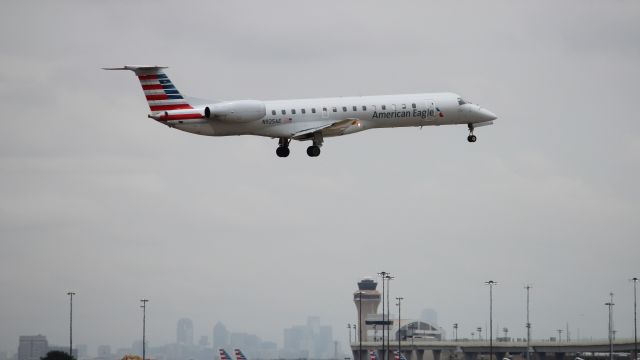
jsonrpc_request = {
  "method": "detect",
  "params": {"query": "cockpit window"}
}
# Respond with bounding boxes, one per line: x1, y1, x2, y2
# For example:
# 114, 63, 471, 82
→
458, 98, 467, 106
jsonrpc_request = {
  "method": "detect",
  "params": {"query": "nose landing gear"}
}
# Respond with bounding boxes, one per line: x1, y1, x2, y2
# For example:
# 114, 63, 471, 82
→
467, 124, 477, 143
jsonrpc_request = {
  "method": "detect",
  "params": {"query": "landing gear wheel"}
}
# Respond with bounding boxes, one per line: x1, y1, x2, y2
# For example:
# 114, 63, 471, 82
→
276, 146, 290, 157
467, 134, 477, 143
276, 137, 290, 157
306, 145, 321, 157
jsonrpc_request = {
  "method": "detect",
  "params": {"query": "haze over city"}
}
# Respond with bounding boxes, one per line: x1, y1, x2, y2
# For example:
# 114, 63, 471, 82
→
1, 0, 639, 358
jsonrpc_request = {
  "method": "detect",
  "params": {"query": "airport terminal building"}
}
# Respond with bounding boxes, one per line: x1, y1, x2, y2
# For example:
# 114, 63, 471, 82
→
353, 278, 444, 342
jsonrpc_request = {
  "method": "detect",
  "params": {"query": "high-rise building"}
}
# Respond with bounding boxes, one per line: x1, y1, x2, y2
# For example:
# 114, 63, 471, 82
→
420, 309, 438, 326
229, 333, 261, 357
213, 322, 229, 350
353, 278, 381, 341
97, 345, 111, 358
18, 335, 48, 360
282, 317, 334, 359
177, 318, 194, 345
198, 336, 209, 347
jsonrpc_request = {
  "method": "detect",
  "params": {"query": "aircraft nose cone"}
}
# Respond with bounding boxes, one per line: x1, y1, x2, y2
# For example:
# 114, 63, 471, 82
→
477, 108, 497, 122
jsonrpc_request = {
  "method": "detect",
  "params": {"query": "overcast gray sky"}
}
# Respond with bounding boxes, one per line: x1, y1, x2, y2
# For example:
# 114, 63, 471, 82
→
1, 0, 640, 355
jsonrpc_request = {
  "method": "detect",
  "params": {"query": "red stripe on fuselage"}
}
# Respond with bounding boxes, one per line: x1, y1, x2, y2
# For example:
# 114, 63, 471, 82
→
142, 84, 163, 90
145, 94, 169, 100
158, 113, 203, 121
150, 104, 192, 111
138, 74, 158, 80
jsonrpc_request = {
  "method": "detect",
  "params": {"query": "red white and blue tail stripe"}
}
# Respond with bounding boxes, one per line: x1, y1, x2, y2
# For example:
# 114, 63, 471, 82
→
103, 65, 193, 113
370, 350, 379, 360
219, 349, 233, 360
234, 349, 247, 360
394, 351, 408, 360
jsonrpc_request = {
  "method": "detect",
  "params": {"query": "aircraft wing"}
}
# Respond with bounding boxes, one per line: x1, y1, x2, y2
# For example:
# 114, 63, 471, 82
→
291, 118, 359, 139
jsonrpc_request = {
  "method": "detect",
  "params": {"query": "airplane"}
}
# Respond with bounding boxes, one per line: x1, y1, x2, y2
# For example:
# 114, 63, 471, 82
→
234, 349, 247, 360
104, 65, 497, 157
219, 349, 234, 360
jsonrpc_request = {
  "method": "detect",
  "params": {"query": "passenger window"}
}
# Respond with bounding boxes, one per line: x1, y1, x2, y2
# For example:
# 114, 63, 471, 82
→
332, 107, 337, 112
382, 105, 386, 110
362, 106, 367, 111
292, 109, 296, 114
402, 104, 407, 109
342, 106, 347, 112
412, 103, 416, 109
281, 110, 286, 115
312, 108, 316, 113
301, 108, 306, 114
272, 110, 276, 115
372, 105, 377, 110
352, 106, 357, 111
322, 107, 327, 112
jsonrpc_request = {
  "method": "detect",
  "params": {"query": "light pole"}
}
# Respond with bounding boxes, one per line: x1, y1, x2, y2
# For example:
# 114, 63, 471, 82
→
378, 272, 389, 360
396, 297, 403, 360
385, 275, 394, 360
525, 285, 532, 360
556, 329, 563, 343
358, 290, 363, 360
477, 327, 482, 341
605, 300, 614, 360
453, 324, 458, 342
485, 280, 497, 360
503, 328, 508, 341
140, 299, 149, 360
67, 292, 75, 358
632, 277, 638, 360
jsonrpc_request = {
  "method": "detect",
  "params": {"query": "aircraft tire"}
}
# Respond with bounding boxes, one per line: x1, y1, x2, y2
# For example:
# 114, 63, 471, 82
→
467, 135, 477, 143
306, 145, 321, 157
276, 147, 290, 157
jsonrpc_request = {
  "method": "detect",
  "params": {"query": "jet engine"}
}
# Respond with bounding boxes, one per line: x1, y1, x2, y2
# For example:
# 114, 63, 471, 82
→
204, 100, 266, 123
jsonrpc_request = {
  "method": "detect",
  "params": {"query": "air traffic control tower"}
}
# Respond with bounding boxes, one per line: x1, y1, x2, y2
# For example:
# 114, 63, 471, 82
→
354, 278, 381, 342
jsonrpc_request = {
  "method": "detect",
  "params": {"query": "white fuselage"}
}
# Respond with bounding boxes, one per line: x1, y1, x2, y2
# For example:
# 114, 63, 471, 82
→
163, 92, 495, 139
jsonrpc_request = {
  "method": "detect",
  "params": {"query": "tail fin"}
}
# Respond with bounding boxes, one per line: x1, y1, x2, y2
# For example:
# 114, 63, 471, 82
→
103, 65, 193, 112
394, 351, 407, 360
370, 350, 379, 360
219, 349, 233, 360
234, 349, 247, 360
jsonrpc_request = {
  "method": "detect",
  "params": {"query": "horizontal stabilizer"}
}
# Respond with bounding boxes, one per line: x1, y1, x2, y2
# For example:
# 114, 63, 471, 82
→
102, 65, 168, 73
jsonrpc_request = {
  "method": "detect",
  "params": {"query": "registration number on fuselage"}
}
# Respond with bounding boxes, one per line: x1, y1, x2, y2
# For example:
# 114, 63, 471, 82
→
262, 118, 287, 125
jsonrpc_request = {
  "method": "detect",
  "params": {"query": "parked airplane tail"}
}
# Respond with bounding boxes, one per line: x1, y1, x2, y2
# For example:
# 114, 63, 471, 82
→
234, 349, 248, 360
103, 65, 193, 112
370, 350, 379, 360
218, 349, 234, 360
394, 351, 408, 360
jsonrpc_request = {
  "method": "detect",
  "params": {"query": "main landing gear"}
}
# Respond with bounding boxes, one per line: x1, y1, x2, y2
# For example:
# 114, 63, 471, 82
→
275, 133, 324, 157
276, 137, 290, 157
467, 123, 477, 143
306, 132, 323, 157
